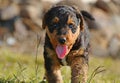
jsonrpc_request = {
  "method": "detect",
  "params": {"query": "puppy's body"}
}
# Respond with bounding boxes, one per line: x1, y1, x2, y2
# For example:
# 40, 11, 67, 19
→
43, 5, 92, 83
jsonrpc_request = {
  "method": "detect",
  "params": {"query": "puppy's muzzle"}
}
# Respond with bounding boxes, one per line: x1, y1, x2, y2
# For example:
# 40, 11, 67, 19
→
58, 37, 66, 44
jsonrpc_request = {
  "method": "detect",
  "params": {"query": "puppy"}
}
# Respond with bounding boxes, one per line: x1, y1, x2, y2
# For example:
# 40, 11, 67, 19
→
42, 5, 93, 83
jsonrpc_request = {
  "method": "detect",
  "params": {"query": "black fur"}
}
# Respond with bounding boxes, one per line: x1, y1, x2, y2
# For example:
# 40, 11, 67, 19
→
43, 5, 80, 34
42, 5, 94, 83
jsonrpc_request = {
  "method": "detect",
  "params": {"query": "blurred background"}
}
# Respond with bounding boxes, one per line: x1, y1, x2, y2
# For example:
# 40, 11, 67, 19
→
0, 0, 120, 82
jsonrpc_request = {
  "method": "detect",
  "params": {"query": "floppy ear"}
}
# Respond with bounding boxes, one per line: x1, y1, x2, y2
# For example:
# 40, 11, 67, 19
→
81, 10, 95, 21
77, 13, 85, 32
42, 10, 50, 29
72, 6, 87, 50
80, 10, 99, 30
72, 6, 85, 32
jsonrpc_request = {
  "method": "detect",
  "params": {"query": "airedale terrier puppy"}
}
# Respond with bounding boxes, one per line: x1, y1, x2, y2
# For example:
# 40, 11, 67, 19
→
42, 5, 94, 83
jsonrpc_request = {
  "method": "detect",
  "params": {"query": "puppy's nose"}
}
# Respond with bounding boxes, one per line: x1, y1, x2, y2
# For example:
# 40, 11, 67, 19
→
58, 38, 66, 44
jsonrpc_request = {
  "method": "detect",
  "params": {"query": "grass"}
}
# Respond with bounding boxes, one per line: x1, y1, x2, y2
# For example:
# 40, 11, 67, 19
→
0, 48, 120, 83
0, 48, 44, 83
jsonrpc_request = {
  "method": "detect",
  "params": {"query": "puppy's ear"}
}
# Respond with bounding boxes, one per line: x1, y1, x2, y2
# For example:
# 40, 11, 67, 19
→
72, 6, 85, 31
80, 10, 99, 30
81, 10, 95, 21
42, 10, 50, 29
42, 6, 54, 29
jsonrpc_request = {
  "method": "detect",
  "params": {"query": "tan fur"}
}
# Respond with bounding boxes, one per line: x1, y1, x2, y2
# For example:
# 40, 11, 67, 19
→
45, 47, 63, 83
46, 24, 80, 56
43, 5, 89, 83
52, 17, 59, 23
67, 50, 88, 83
67, 16, 75, 25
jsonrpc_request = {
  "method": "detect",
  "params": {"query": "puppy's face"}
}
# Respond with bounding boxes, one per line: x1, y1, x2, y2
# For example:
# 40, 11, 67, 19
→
43, 6, 84, 59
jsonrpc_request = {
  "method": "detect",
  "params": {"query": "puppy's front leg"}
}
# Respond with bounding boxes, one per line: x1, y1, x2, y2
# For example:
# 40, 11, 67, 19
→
70, 56, 88, 83
44, 50, 63, 83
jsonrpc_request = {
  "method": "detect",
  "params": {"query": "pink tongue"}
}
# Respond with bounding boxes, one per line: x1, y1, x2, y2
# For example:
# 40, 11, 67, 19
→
56, 45, 68, 59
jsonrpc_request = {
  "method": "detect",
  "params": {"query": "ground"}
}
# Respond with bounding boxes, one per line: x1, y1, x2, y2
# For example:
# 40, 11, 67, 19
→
0, 47, 120, 83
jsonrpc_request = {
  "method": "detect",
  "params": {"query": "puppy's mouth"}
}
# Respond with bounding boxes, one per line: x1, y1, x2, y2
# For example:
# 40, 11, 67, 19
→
55, 45, 68, 59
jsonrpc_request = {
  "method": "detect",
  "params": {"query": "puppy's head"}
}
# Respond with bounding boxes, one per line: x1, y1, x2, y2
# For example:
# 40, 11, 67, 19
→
43, 5, 85, 59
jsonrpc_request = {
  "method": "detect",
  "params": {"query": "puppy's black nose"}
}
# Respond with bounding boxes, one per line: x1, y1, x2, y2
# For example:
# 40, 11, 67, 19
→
58, 38, 66, 44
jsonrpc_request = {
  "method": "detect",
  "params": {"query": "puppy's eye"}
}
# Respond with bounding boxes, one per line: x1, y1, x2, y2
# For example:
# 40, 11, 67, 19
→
69, 24, 74, 28
50, 23, 59, 29
49, 23, 58, 33
53, 24, 58, 28
68, 24, 77, 33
